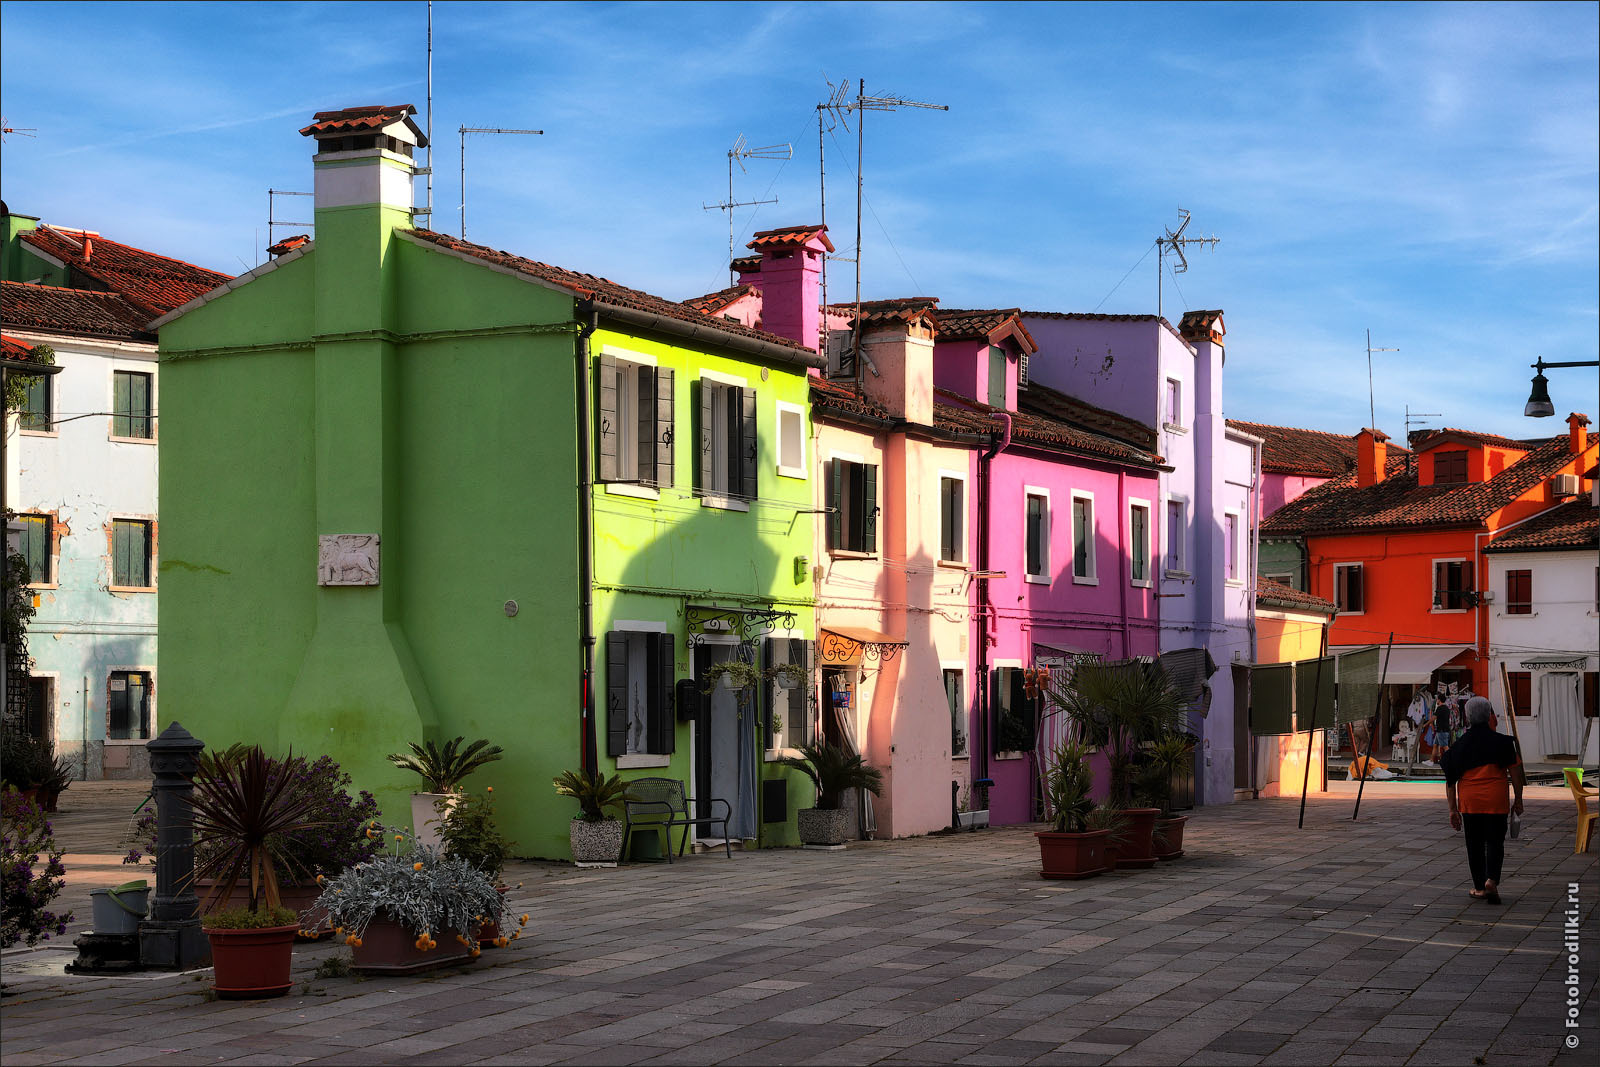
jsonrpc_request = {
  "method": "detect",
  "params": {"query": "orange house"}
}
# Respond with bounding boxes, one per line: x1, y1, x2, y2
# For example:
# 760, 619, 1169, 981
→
1261, 414, 1596, 700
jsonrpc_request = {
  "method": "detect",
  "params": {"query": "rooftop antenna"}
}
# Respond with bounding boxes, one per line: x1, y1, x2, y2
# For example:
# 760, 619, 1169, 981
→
413, 1, 435, 228
1404, 404, 1441, 441
703, 133, 791, 285
1, 119, 37, 143
1365, 329, 1399, 432
816, 77, 854, 359
459, 126, 543, 240
1155, 208, 1218, 320
266, 189, 313, 258
822, 79, 947, 378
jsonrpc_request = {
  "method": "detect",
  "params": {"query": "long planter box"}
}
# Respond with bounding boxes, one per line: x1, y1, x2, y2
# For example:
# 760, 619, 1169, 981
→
350, 918, 475, 976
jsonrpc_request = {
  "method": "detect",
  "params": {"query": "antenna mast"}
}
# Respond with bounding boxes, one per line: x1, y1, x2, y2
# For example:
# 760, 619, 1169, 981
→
1365, 329, 1398, 431
459, 126, 543, 240
265, 189, 313, 258
816, 79, 852, 357
1155, 208, 1218, 319
0, 119, 37, 142
420, 1, 433, 227
702, 134, 791, 285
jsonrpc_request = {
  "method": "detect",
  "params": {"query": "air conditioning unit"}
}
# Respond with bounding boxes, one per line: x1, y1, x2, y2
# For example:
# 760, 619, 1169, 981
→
1479, 590, 1495, 604
1553, 473, 1580, 497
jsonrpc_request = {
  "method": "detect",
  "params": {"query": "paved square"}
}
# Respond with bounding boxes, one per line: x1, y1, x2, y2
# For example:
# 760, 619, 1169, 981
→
2, 782, 1594, 1065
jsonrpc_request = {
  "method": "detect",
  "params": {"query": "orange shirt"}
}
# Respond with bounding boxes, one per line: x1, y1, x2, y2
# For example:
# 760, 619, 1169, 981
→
1456, 761, 1519, 814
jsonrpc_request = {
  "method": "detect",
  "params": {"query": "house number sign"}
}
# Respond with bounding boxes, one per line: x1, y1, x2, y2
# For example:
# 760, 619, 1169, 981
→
318, 534, 380, 586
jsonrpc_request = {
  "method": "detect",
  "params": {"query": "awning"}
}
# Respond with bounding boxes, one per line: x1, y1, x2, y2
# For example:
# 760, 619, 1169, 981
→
819, 626, 907, 664
1333, 644, 1472, 685
1518, 655, 1591, 670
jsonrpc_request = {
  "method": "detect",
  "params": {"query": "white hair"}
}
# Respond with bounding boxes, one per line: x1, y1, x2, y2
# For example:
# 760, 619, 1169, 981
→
1465, 696, 1495, 725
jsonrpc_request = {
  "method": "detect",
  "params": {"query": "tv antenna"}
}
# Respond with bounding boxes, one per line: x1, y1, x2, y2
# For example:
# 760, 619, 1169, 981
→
820, 78, 947, 377
414, 0, 435, 227
1155, 208, 1218, 320
459, 125, 543, 240
703, 134, 791, 285
815, 78, 854, 356
1, 119, 37, 143
266, 189, 313, 258
1365, 329, 1399, 431
1404, 404, 1440, 442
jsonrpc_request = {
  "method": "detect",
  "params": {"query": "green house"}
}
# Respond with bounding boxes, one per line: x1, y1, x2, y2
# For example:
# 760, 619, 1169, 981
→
152, 105, 821, 858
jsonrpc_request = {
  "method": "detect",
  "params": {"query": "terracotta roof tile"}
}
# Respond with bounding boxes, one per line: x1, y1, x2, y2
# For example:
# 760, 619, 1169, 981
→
1410, 427, 1534, 452
1227, 420, 1364, 477
730, 255, 761, 275
299, 104, 416, 136
1, 280, 156, 341
932, 308, 1038, 354
830, 297, 941, 328
746, 224, 834, 253
20, 227, 231, 317
1, 333, 35, 357
1256, 576, 1335, 614
684, 283, 757, 315
403, 229, 812, 358
810, 376, 893, 422
1178, 309, 1224, 342
1484, 499, 1598, 553
1021, 309, 1193, 348
267, 234, 312, 256
937, 387, 1164, 467
1260, 438, 1586, 536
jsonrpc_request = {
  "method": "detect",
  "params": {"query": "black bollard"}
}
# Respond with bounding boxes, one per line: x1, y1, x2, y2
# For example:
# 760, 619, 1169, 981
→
138, 721, 211, 970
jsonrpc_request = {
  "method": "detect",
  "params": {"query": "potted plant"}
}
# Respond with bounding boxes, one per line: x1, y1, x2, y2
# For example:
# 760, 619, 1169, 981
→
777, 744, 883, 847
553, 770, 631, 866
387, 736, 504, 850
437, 786, 516, 945
36, 751, 74, 813
191, 746, 324, 999
2, 786, 75, 948
954, 784, 989, 830
314, 823, 520, 974
1141, 732, 1195, 860
1035, 734, 1110, 880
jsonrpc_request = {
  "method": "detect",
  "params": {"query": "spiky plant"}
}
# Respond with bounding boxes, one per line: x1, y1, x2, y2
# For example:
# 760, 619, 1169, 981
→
552, 770, 632, 823
387, 736, 504, 793
1043, 660, 1186, 805
776, 744, 883, 811
1041, 734, 1095, 833
190, 746, 325, 915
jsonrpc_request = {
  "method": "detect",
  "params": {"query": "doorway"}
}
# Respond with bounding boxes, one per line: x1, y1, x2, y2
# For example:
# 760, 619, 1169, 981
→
693, 642, 756, 842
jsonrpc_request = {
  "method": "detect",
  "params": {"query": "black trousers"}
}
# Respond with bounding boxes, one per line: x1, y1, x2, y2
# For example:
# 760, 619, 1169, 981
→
1462, 813, 1508, 890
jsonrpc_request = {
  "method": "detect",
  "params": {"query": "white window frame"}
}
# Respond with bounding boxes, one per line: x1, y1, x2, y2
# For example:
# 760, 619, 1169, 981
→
105, 665, 156, 745
1129, 498, 1153, 588
1024, 487, 1051, 585
764, 626, 810, 761
775, 400, 806, 480
699, 368, 750, 511
26, 671, 59, 740
1223, 509, 1243, 586
18, 366, 57, 438
600, 346, 662, 501
942, 659, 968, 760
1163, 376, 1185, 432
612, 619, 673, 769
108, 359, 158, 445
1432, 556, 1471, 614
1334, 563, 1365, 615
991, 658, 1027, 760
938, 469, 968, 567
1164, 495, 1189, 577
1070, 490, 1098, 585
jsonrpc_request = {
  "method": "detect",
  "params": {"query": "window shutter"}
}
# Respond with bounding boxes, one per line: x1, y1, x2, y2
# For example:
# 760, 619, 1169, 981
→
654, 366, 675, 488
940, 481, 954, 561
832, 457, 844, 547
635, 365, 655, 484
762, 637, 778, 751
113, 372, 131, 437
597, 353, 619, 482
113, 522, 129, 586
739, 386, 758, 499
134, 524, 149, 587
648, 632, 675, 755
862, 463, 878, 552
1462, 561, 1474, 604
1433, 562, 1446, 608
802, 639, 816, 746
131, 373, 151, 437
1350, 568, 1363, 613
697, 380, 713, 492
605, 631, 629, 757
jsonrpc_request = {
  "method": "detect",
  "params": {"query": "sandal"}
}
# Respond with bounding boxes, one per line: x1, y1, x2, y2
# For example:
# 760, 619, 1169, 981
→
1469, 889, 1488, 900
1484, 881, 1501, 905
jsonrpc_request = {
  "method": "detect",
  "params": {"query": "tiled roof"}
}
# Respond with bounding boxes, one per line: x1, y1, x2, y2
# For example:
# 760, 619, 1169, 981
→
746, 224, 834, 253
932, 308, 1038, 353
267, 234, 312, 256
1017, 381, 1158, 453
403, 229, 812, 357
1021, 310, 1192, 347
730, 255, 761, 275
684, 283, 757, 315
810, 376, 892, 422
1484, 499, 1598, 553
1260, 438, 1585, 536
1, 280, 157, 342
832, 297, 941, 328
19, 226, 231, 317
1410, 427, 1532, 452
1227, 420, 1362, 477
1, 333, 36, 357
1256, 576, 1335, 615
299, 104, 416, 136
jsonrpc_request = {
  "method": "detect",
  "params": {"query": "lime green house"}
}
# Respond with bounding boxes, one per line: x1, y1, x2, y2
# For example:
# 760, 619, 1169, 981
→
150, 105, 822, 859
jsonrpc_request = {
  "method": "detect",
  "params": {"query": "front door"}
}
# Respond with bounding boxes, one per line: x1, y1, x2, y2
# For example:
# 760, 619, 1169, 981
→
694, 643, 756, 842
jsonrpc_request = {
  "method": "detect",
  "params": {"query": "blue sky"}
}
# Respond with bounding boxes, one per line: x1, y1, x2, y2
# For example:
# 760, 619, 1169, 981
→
2, 1, 1595, 439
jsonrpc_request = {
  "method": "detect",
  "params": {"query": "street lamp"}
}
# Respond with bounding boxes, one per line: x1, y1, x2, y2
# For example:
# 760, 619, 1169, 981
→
1524, 357, 1600, 418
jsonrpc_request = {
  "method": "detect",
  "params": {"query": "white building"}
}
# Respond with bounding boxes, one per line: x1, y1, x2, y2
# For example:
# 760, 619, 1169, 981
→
2, 207, 228, 777
1484, 490, 1600, 765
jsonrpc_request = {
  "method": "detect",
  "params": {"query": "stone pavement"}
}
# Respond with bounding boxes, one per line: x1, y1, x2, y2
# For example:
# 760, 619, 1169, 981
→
2, 781, 1594, 1066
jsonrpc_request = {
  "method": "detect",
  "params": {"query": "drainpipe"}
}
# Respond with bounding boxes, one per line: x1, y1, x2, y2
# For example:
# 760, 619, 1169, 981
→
575, 307, 600, 777
975, 412, 1012, 794
1117, 468, 1129, 656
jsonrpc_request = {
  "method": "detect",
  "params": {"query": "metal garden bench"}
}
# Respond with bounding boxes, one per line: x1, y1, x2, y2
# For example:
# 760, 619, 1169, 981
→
621, 777, 733, 861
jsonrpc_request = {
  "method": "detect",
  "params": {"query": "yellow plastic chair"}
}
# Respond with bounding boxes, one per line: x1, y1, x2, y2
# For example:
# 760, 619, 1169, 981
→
1564, 769, 1598, 854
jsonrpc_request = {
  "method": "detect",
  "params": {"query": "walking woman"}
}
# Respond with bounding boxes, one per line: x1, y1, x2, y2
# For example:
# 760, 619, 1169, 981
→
1441, 696, 1525, 904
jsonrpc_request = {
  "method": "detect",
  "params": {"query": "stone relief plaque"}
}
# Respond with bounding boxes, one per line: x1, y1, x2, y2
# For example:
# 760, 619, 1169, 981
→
318, 534, 380, 586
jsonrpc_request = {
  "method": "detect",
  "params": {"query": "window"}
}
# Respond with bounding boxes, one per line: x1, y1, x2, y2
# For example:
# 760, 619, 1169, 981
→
696, 377, 757, 501
1506, 670, 1532, 716
775, 402, 805, 479
111, 519, 153, 589
1433, 559, 1473, 611
108, 670, 153, 740
112, 370, 154, 439
940, 476, 965, 563
1224, 512, 1240, 583
1334, 563, 1364, 614
1071, 492, 1096, 582
1164, 378, 1182, 428
26, 676, 52, 741
19, 514, 51, 585
987, 345, 1007, 409
1129, 501, 1151, 585
765, 637, 813, 750
1506, 569, 1532, 615
598, 353, 673, 487
945, 669, 967, 757
1025, 489, 1050, 582
992, 666, 1036, 755
1585, 672, 1597, 719
1433, 450, 1468, 485
828, 458, 879, 554
20, 373, 51, 432
605, 630, 676, 757
1165, 499, 1186, 573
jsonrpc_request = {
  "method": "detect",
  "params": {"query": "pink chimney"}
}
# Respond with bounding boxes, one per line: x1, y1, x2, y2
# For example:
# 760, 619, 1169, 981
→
744, 224, 832, 353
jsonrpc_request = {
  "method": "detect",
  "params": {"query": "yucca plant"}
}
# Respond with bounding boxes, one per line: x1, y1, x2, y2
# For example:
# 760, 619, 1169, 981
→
777, 744, 883, 811
1041, 734, 1094, 833
1044, 660, 1186, 806
387, 736, 504, 794
553, 769, 632, 823
190, 745, 325, 914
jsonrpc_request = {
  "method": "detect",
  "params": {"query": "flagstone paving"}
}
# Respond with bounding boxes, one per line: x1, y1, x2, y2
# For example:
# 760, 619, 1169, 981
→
2, 780, 1593, 1066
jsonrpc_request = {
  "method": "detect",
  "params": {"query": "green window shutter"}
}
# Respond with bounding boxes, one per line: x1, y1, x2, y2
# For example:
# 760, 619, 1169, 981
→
827, 459, 843, 550
113, 371, 132, 438
940, 480, 955, 562
648, 632, 675, 755
597, 353, 618, 482
130, 373, 151, 438
987, 346, 1006, 409
654, 366, 675, 488
605, 631, 630, 757
696, 381, 714, 492
21, 375, 50, 431
21, 515, 49, 583
635, 365, 655, 484
762, 637, 778, 751
113, 521, 130, 586
862, 464, 879, 553
738, 386, 758, 499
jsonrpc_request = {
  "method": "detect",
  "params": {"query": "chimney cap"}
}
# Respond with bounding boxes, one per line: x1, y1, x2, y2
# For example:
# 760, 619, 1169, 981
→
1359, 427, 1390, 442
1178, 309, 1225, 342
747, 224, 834, 253
731, 254, 761, 275
1569, 412, 1591, 426
300, 104, 426, 148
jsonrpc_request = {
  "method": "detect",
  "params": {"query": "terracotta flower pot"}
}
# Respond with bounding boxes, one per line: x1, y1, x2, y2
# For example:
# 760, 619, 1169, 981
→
350, 917, 475, 975
1036, 829, 1112, 880
1153, 815, 1188, 860
204, 923, 298, 999
196, 881, 333, 941
1112, 808, 1161, 870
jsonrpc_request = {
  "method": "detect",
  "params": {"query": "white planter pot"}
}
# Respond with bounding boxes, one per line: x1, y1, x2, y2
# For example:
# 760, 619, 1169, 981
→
570, 818, 624, 866
796, 807, 852, 847
410, 792, 457, 852
955, 809, 990, 830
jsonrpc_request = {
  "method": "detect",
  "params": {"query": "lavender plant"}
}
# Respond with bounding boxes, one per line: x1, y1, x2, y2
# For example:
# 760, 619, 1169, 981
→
2, 786, 74, 947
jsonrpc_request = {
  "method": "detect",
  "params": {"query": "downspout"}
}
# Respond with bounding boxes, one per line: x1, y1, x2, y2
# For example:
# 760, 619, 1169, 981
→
975, 412, 1012, 795
1248, 437, 1262, 798
575, 307, 600, 777
1117, 467, 1129, 656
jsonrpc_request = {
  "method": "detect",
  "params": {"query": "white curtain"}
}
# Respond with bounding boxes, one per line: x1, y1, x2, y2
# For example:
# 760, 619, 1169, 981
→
1539, 672, 1583, 758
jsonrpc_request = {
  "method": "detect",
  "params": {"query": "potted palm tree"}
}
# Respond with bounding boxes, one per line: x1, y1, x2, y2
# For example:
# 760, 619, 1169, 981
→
1139, 732, 1195, 860
1035, 734, 1110, 879
777, 744, 883, 847
387, 737, 504, 850
553, 769, 631, 866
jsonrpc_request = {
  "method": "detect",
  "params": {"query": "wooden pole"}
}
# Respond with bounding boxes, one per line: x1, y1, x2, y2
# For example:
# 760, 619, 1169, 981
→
1352, 634, 1395, 821
1499, 660, 1527, 765
1297, 622, 1330, 829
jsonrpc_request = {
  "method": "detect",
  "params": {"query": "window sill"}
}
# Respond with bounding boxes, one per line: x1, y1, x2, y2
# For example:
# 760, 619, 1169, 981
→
937, 559, 967, 570
604, 482, 660, 501
17, 429, 58, 439
1499, 610, 1536, 618
105, 737, 154, 746
1225, 579, 1245, 588
699, 494, 750, 512
1163, 423, 1188, 435
1164, 570, 1191, 580
616, 754, 672, 770
25, 583, 59, 591
1072, 575, 1099, 586
108, 435, 157, 446
1430, 608, 1468, 615
829, 549, 876, 560
108, 585, 157, 594
764, 746, 807, 763
1336, 609, 1365, 617
1024, 573, 1050, 586
994, 750, 1027, 761
951, 752, 970, 762
1131, 578, 1152, 589
776, 465, 807, 480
